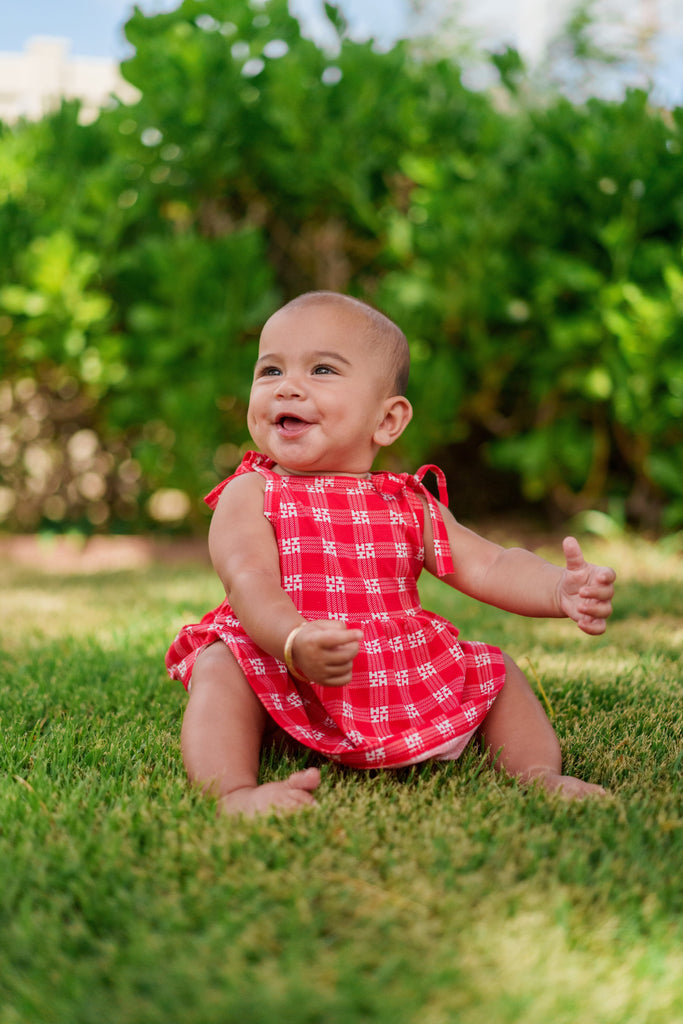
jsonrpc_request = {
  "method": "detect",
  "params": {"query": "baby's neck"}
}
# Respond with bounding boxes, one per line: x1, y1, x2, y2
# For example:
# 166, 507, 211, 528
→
274, 464, 372, 480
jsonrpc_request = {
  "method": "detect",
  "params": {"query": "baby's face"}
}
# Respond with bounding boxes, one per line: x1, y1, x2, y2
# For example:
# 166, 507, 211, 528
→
247, 303, 393, 475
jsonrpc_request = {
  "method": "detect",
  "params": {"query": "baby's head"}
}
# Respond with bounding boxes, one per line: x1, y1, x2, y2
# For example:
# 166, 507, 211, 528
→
248, 291, 413, 475
277, 291, 410, 398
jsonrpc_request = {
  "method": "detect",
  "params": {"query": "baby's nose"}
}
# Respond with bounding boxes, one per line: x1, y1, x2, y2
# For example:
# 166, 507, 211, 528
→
275, 375, 305, 398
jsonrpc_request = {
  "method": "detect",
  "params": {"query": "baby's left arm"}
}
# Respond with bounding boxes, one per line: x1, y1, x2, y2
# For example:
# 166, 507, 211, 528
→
425, 502, 615, 634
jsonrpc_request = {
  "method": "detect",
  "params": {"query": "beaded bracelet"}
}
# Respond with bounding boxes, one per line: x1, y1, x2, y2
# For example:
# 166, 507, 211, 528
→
283, 623, 309, 682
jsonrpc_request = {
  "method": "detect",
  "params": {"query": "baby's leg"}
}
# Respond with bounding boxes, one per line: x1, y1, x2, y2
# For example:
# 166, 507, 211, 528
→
181, 642, 320, 816
478, 653, 606, 799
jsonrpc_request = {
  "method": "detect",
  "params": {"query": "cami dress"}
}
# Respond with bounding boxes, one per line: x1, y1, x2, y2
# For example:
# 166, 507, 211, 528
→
165, 450, 506, 769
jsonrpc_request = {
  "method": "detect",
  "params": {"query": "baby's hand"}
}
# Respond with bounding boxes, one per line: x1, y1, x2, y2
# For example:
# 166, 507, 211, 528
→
558, 536, 616, 635
293, 620, 363, 686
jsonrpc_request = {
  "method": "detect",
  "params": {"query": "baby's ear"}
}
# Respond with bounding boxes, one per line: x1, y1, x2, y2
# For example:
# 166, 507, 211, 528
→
374, 396, 413, 448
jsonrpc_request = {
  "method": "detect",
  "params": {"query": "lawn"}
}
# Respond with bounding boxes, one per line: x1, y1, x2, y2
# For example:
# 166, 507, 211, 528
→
0, 532, 681, 1024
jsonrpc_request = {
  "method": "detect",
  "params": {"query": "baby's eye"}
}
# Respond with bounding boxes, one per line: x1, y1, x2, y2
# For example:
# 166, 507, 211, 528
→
257, 365, 282, 377
312, 364, 337, 375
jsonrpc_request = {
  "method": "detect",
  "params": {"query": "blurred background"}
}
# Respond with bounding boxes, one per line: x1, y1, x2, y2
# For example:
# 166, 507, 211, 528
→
1, 0, 682, 537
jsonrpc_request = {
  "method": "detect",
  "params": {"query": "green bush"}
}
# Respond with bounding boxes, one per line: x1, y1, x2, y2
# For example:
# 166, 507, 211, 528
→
379, 90, 683, 527
0, 0, 681, 532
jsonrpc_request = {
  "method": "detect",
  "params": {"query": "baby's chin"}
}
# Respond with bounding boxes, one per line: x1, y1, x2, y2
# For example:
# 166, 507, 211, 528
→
253, 439, 377, 477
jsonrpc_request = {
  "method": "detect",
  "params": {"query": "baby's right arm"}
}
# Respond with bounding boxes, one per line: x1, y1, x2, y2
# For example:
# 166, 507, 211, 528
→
209, 473, 361, 685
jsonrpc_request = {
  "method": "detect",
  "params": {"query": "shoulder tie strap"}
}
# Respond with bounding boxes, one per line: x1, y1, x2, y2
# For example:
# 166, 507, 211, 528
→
411, 464, 454, 577
414, 464, 449, 506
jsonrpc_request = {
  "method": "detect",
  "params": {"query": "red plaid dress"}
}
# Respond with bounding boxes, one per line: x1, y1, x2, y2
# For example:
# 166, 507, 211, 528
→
166, 450, 506, 768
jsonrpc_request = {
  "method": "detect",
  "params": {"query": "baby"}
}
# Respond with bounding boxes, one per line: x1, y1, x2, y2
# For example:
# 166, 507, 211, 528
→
166, 291, 616, 816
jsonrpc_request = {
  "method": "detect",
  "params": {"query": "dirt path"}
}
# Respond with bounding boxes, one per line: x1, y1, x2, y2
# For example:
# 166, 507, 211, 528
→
0, 534, 211, 574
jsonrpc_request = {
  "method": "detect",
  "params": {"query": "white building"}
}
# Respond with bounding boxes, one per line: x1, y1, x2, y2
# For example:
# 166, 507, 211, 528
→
0, 36, 139, 124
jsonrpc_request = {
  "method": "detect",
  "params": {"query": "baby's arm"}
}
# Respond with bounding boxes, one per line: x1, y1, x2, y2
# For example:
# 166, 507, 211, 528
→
423, 501, 615, 634
209, 473, 362, 683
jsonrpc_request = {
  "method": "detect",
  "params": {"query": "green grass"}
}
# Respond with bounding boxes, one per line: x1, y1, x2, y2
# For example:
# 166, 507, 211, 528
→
0, 534, 681, 1024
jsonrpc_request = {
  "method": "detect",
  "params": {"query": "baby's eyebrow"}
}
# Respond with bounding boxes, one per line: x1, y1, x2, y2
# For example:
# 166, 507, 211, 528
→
312, 350, 352, 366
255, 350, 352, 367
254, 353, 279, 367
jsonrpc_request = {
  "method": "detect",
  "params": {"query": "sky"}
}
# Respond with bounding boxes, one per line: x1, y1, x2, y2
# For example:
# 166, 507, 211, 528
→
0, 0, 681, 104
0, 0, 410, 58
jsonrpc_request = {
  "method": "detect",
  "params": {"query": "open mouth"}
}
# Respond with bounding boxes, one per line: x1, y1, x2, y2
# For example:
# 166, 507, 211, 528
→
276, 414, 312, 437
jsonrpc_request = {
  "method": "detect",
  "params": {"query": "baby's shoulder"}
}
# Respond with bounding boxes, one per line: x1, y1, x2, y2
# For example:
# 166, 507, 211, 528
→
209, 467, 267, 516
221, 468, 266, 498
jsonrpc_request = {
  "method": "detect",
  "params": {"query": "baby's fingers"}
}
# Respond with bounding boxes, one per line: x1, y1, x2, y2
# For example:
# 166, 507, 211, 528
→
315, 623, 363, 649
580, 582, 615, 607
325, 630, 364, 648
322, 640, 361, 665
577, 596, 613, 621
576, 614, 608, 635
316, 668, 355, 687
586, 567, 616, 589
313, 651, 359, 686
581, 565, 615, 594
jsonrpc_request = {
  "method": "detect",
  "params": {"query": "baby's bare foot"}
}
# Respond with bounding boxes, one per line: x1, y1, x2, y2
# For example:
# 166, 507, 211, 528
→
218, 766, 321, 818
526, 769, 607, 800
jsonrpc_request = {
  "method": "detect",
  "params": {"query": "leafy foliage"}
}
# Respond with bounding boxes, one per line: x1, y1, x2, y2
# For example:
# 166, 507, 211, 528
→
0, 0, 681, 531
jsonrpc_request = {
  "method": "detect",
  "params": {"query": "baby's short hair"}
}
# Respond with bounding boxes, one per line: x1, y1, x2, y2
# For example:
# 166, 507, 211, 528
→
281, 291, 410, 396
